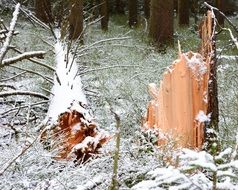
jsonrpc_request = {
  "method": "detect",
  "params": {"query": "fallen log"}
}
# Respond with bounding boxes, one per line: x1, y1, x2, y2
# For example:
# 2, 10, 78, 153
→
41, 40, 109, 161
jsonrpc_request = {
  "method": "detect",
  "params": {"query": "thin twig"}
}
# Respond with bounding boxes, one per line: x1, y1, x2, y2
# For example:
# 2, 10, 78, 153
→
204, 2, 238, 33
109, 109, 121, 190
0, 100, 48, 116
11, 47, 55, 71
0, 71, 26, 82
222, 28, 238, 50
0, 126, 48, 176
9, 65, 53, 84
0, 90, 49, 100
79, 65, 143, 75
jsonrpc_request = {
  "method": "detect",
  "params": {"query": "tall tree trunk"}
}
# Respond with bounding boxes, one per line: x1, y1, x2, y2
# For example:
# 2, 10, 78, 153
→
128, 0, 138, 27
199, 11, 219, 152
191, 0, 198, 27
149, 0, 174, 46
69, 0, 83, 41
115, 0, 125, 14
178, 0, 189, 26
100, 0, 109, 31
215, 0, 224, 27
35, 0, 53, 23
144, 0, 150, 19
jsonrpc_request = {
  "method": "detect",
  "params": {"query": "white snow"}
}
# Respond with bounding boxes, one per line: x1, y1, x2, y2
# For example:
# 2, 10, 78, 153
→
76, 176, 103, 190
71, 123, 82, 134
185, 52, 208, 76
72, 134, 102, 152
195, 110, 211, 123
47, 41, 88, 122
132, 180, 162, 190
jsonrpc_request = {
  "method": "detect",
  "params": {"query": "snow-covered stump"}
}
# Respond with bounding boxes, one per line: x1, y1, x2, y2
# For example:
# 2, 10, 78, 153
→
41, 41, 109, 161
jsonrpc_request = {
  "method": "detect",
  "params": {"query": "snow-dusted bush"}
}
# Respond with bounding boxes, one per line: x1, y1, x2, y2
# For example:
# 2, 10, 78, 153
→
132, 135, 238, 190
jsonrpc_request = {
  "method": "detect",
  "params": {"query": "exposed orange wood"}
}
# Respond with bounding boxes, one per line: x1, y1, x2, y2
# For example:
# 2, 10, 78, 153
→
144, 11, 216, 149
42, 105, 109, 161
145, 52, 209, 148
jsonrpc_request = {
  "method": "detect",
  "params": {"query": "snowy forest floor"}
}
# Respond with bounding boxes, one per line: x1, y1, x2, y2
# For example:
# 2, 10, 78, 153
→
0, 13, 238, 189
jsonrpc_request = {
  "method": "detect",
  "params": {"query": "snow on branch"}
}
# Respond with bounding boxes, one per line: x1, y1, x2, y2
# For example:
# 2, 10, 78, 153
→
0, 3, 20, 64
1, 51, 46, 67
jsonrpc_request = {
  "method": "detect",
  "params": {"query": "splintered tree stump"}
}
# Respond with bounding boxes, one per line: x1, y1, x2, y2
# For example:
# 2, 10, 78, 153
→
41, 40, 109, 161
145, 52, 209, 148
144, 11, 218, 149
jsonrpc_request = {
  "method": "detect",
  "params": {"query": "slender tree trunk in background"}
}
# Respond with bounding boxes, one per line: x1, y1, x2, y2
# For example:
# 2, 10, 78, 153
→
69, 0, 83, 41
128, 0, 138, 28
149, 0, 174, 46
174, 0, 178, 15
35, 0, 53, 23
115, 0, 125, 14
191, 0, 198, 26
215, 0, 224, 27
100, 0, 109, 31
178, 0, 189, 26
144, 0, 150, 19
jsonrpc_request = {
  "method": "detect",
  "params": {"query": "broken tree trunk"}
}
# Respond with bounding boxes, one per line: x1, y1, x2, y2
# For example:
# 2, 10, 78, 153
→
41, 38, 109, 161
199, 11, 219, 132
144, 11, 218, 149
145, 52, 209, 148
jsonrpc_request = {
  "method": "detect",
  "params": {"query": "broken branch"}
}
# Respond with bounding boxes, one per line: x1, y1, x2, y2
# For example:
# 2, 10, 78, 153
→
11, 47, 55, 71
0, 3, 20, 64
1, 51, 46, 67
204, 2, 238, 33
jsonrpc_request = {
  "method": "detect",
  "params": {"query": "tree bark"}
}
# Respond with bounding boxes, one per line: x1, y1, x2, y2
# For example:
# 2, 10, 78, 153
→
69, 0, 84, 41
100, 0, 109, 31
128, 0, 138, 28
149, 0, 174, 46
35, 0, 53, 23
191, 0, 198, 26
144, 0, 150, 19
178, 0, 189, 26
199, 11, 219, 151
115, 0, 125, 14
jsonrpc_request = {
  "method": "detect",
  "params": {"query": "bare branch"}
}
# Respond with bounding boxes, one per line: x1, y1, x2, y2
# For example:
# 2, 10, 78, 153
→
1, 51, 46, 67
10, 65, 53, 84
79, 65, 144, 75
11, 47, 55, 71
204, 2, 238, 33
0, 71, 26, 82
0, 3, 20, 64
222, 28, 238, 50
0, 83, 16, 90
0, 100, 48, 116
0, 90, 49, 100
